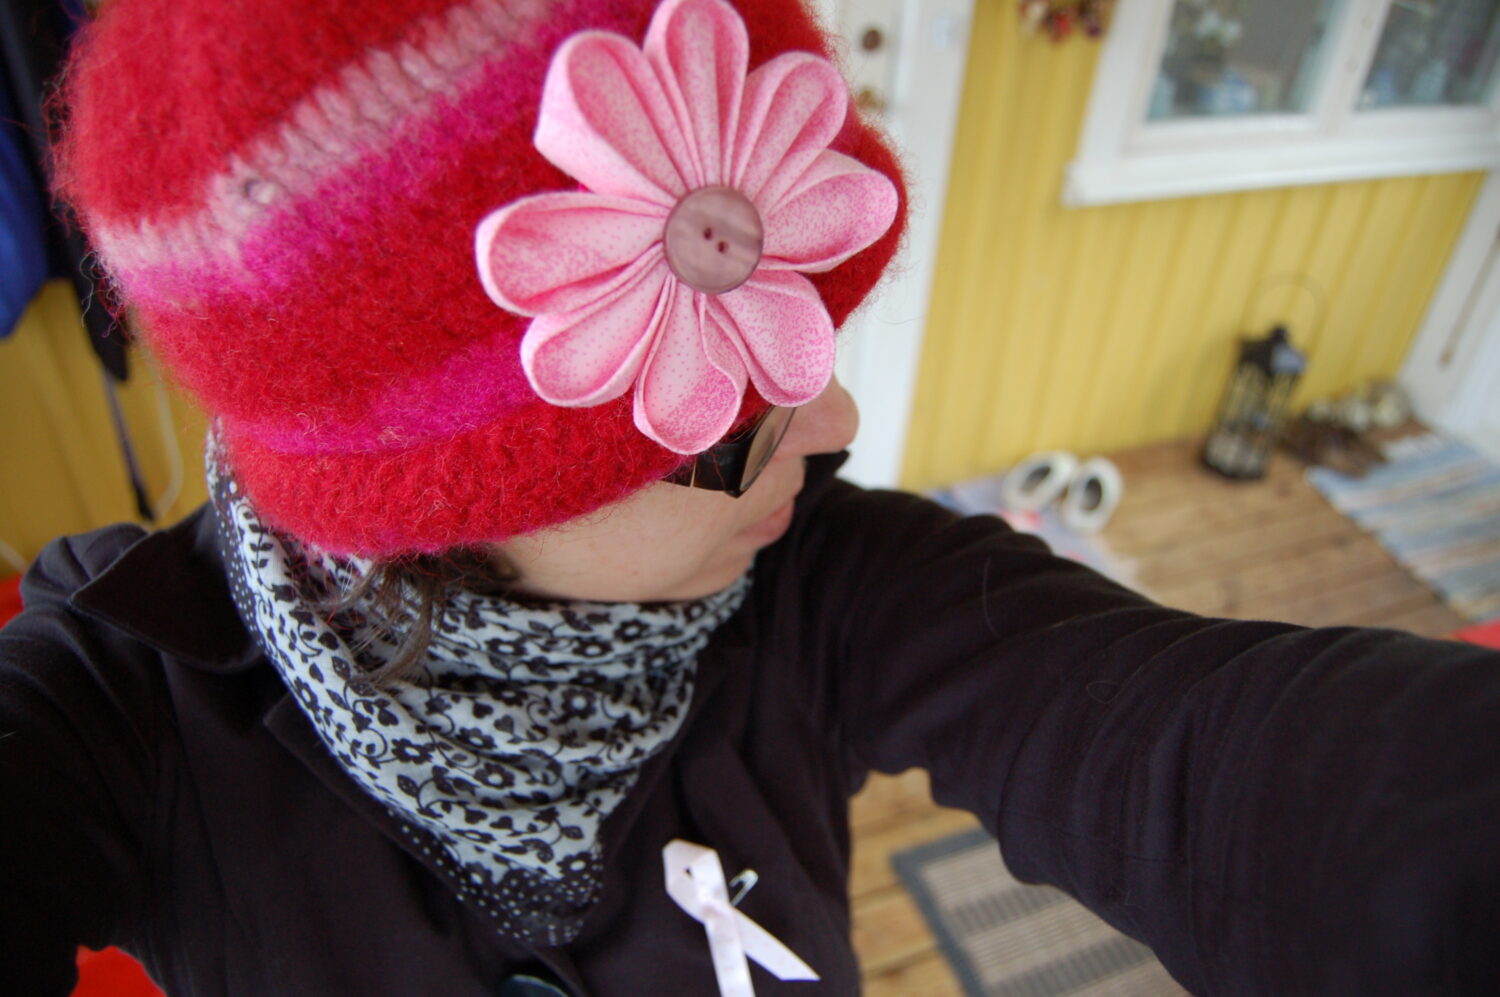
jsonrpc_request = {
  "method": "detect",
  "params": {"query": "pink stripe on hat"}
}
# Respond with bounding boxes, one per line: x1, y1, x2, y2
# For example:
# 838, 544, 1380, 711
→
232, 330, 541, 455
92, 0, 556, 279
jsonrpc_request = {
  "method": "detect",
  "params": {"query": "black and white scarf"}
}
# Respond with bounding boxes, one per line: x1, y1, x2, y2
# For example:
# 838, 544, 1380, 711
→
207, 437, 749, 944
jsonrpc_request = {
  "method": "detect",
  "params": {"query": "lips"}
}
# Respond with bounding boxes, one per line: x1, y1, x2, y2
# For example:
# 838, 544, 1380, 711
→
737, 496, 796, 548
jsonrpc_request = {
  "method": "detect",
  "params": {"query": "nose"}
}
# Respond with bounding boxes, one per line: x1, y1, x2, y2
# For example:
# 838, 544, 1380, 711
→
782, 379, 859, 459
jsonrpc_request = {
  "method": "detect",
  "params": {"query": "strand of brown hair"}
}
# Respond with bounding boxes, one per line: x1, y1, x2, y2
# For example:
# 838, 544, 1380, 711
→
319, 549, 518, 687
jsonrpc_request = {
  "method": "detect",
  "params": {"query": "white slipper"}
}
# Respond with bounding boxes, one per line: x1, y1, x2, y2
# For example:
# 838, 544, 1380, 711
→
1000, 451, 1079, 512
1368, 381, 1412, 429
1059, 457, 1123, 534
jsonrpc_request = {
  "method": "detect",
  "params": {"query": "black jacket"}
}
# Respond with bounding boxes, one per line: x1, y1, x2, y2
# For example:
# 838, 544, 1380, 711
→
3, 457, 1499, 994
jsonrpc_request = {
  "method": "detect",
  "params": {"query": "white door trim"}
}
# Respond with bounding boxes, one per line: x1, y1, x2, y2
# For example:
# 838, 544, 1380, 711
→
1400, 171, 1500, 463
825, 0, 973, 488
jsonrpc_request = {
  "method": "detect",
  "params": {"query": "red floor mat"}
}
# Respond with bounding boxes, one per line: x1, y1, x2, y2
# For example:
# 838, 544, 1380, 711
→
1453, 618, 1500, 650
74, 948, 164, 997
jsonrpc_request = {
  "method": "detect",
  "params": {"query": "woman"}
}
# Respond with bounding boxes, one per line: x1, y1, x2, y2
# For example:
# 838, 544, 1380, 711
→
3, 0, 1498, 993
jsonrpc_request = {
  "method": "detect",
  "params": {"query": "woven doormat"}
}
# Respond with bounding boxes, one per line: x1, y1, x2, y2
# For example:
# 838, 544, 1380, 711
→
888, 821, 1182, 995
1306, 433, 1500, 623
893, 829, 1187, 997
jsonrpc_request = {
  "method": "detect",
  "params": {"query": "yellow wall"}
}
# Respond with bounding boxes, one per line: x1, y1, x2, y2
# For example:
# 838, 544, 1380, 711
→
0, 281, 207, 573
900, 0, 1485, 490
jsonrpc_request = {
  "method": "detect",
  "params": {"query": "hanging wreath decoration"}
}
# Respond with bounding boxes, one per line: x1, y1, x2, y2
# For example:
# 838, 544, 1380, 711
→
1019, 0, 1114, 41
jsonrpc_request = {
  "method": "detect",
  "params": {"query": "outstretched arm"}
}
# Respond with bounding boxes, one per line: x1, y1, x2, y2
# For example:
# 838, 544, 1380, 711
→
809, 483, 1499, 995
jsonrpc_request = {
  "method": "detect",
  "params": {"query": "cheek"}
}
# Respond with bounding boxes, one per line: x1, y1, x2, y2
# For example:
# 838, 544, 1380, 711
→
632, 483, 744, 540
611, 487, 748, 577
654, 494, 780, 590
493, 482, 766, 603
672, 500, 756, 566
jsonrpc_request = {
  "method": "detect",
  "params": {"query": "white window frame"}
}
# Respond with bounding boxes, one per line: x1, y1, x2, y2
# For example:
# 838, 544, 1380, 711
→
1066, 0, 1500, 207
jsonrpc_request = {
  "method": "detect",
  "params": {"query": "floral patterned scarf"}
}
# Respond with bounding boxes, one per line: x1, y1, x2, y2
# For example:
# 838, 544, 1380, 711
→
207, 436, 749, 944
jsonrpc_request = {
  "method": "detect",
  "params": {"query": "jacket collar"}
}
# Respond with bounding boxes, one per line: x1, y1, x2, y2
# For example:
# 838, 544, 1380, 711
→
69, 503, 263, 674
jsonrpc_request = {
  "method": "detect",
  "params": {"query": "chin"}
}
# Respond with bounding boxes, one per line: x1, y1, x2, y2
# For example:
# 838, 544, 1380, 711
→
660, 556, 755, 602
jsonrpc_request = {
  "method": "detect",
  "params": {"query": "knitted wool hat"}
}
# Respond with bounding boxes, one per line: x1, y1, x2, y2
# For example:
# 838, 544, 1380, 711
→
58, 0, 906, 556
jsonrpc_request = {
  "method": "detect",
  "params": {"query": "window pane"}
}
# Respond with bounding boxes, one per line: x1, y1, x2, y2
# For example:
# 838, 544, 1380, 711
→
1360, 0, 1500, 109
1149, 0, 1347, 120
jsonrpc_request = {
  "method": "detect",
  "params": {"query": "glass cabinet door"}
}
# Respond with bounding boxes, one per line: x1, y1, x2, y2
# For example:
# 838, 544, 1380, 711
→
1359, 0, 1500, 109
1148, 0, 1348, 120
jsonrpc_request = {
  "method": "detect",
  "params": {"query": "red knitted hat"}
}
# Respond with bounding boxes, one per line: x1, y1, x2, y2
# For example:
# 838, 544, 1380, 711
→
58, 0, 906, 556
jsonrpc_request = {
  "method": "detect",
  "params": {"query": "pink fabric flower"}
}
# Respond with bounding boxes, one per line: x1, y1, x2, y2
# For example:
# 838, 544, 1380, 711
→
475, 0, 899, 454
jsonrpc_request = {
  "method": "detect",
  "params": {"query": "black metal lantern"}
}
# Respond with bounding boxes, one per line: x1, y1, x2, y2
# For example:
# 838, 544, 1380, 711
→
1202, 324, 1306, 480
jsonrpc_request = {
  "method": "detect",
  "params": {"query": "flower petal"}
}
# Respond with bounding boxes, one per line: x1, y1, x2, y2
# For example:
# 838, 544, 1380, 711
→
698, 295, 749, 388
710, 270, 834, 406
634, 283, 746, 453
644, 0, 748, 188
759, 150, 898, 272
476, 192, 669, 316
521, 254, 670, 407
535, 31, 692, 206
731, 52, 847, 210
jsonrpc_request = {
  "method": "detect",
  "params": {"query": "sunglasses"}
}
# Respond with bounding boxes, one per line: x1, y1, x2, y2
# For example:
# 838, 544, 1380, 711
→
663, 406, 796, 498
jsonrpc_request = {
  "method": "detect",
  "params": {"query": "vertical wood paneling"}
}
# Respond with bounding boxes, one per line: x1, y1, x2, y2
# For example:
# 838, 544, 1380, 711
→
1174, 188, 1282, 434
901, 0, 1485, 490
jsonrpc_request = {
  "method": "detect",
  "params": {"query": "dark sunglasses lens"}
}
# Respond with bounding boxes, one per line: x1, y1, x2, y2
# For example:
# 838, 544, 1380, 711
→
736, 406, 795, 494
663, 406, 795, 495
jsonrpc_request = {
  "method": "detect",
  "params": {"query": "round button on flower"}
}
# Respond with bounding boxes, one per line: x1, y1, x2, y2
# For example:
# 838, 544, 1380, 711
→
663, 187, 763, 295
474, 0, 899, 454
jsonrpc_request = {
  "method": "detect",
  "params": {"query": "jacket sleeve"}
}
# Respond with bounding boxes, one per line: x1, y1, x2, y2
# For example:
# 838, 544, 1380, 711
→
812, 483, 1500, 996
0, 527, 159, 996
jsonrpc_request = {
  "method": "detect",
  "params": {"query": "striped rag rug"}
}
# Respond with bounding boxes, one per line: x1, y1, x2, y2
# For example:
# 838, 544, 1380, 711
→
1306, 433, 1500, 624
893, 829, 1187, 997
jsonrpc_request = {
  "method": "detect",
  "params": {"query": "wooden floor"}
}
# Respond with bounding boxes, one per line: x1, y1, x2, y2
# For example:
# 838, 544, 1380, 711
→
847, 431, 1468, 995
